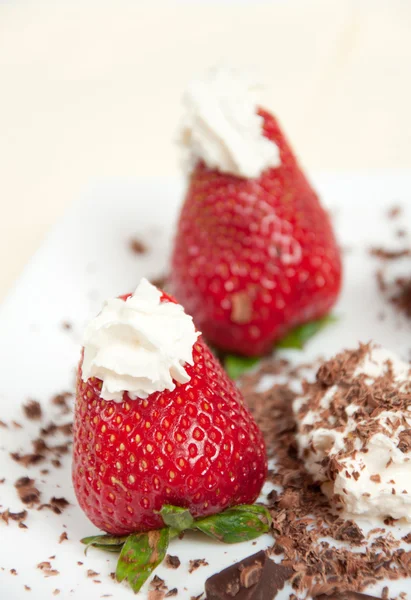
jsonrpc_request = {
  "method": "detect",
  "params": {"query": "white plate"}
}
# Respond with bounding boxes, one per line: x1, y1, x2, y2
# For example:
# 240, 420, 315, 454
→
1, 173, 411, 599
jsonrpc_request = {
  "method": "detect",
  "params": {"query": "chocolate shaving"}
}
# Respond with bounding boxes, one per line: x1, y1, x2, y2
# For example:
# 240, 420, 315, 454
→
334, 521, 365, 545
23, 400, 42, 420
1, 509, 28, 525
189, 558, 209, 573
165, 554, 180, 569
15, 476, 41, 506
87, 570, 99, 578
37, 562, 59, 577
38, 497, 70, 514
239, 357, 411, 595
369, 247, 411, 260
150, 575, 167, 590
10, 451, 45, 467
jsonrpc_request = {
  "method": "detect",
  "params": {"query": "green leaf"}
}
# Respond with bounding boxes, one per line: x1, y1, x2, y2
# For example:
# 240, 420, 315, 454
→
116, 529, 169, 593
159, 505, 194, 533
194, 504, 272, 544
224, 355, 260, 379
81, 534, 128, 555
276, 314, 337, 350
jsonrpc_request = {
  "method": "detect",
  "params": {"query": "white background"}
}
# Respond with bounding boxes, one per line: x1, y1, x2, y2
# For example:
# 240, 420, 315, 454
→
1, 0, 411, 300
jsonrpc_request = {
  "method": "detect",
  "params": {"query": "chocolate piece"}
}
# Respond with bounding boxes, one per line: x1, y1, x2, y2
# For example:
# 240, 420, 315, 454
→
316, 593, 380, 600
239, 563, 263, 588
165, 554, 180, 569
205, 551, 292, 599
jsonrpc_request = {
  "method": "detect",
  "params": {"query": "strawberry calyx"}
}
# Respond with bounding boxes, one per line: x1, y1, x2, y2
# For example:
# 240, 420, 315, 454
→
81, 503, 272, 593
224, 314, 338, 379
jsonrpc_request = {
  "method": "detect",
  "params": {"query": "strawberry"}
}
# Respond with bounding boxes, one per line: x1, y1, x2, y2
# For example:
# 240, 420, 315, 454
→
171, 109, 342, 356
72, 286, 269, 591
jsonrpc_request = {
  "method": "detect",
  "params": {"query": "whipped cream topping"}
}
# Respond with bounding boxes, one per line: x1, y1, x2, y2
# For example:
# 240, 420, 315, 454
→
81, 278, 200, 402
294, 344, 411, 521
179, 66, 280, 179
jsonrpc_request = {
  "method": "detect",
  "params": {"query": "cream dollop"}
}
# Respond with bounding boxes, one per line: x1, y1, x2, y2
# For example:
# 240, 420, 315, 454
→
179, 66, 280, 179
81, 278, 200, 402
294, 344, 411, 521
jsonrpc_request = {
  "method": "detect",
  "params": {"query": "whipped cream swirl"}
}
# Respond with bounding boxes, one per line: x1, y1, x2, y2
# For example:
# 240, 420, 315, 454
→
81, 278, 200, 402
179, 66, 280, 179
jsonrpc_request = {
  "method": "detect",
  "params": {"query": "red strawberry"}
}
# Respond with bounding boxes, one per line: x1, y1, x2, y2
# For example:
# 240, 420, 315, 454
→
72, 292, 267, 537
171, 109, 342, 356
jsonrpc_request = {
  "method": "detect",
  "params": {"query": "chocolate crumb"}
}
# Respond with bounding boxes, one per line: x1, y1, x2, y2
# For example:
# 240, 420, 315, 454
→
150, 275, 168, 289
23, 400, 42, 420
388, 205, 402, 219
10, 568, 17, 575
87, 570, 99, 578
165, 554, 180, 569
1, 509, 28, 525
369, 247, 411, 260
150, 575, 166, 590
15, 476, 41, 506
37, 562, 59, 577
38, 497, 69, 514
188, 558, 209, 573
10, 452, 45, 467
53, 591, 60, 596
59, 532, 68, 543
335, 521, 365, 545
129, 238, 147, 255
0, 420, 7, 428
51, 392, 73, 414
61, 321, 72, 331
165, 590, 178, 598
148, 592, 165, 600
24, 585, 31, 591
370, 474, 381, 483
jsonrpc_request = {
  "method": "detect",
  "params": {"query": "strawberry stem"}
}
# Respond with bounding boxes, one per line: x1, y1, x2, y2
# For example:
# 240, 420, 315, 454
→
81, 503, 272, 592
194, 504, 272, 543
159, 504, 194, 532
116, 529, 169, 593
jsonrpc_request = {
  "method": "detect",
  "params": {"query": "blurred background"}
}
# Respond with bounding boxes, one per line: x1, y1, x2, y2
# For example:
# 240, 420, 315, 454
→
1, 0, 411, 301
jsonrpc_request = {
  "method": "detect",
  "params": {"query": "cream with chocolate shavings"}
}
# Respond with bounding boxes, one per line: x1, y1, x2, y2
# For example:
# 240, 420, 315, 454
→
294, 343, 411, 521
